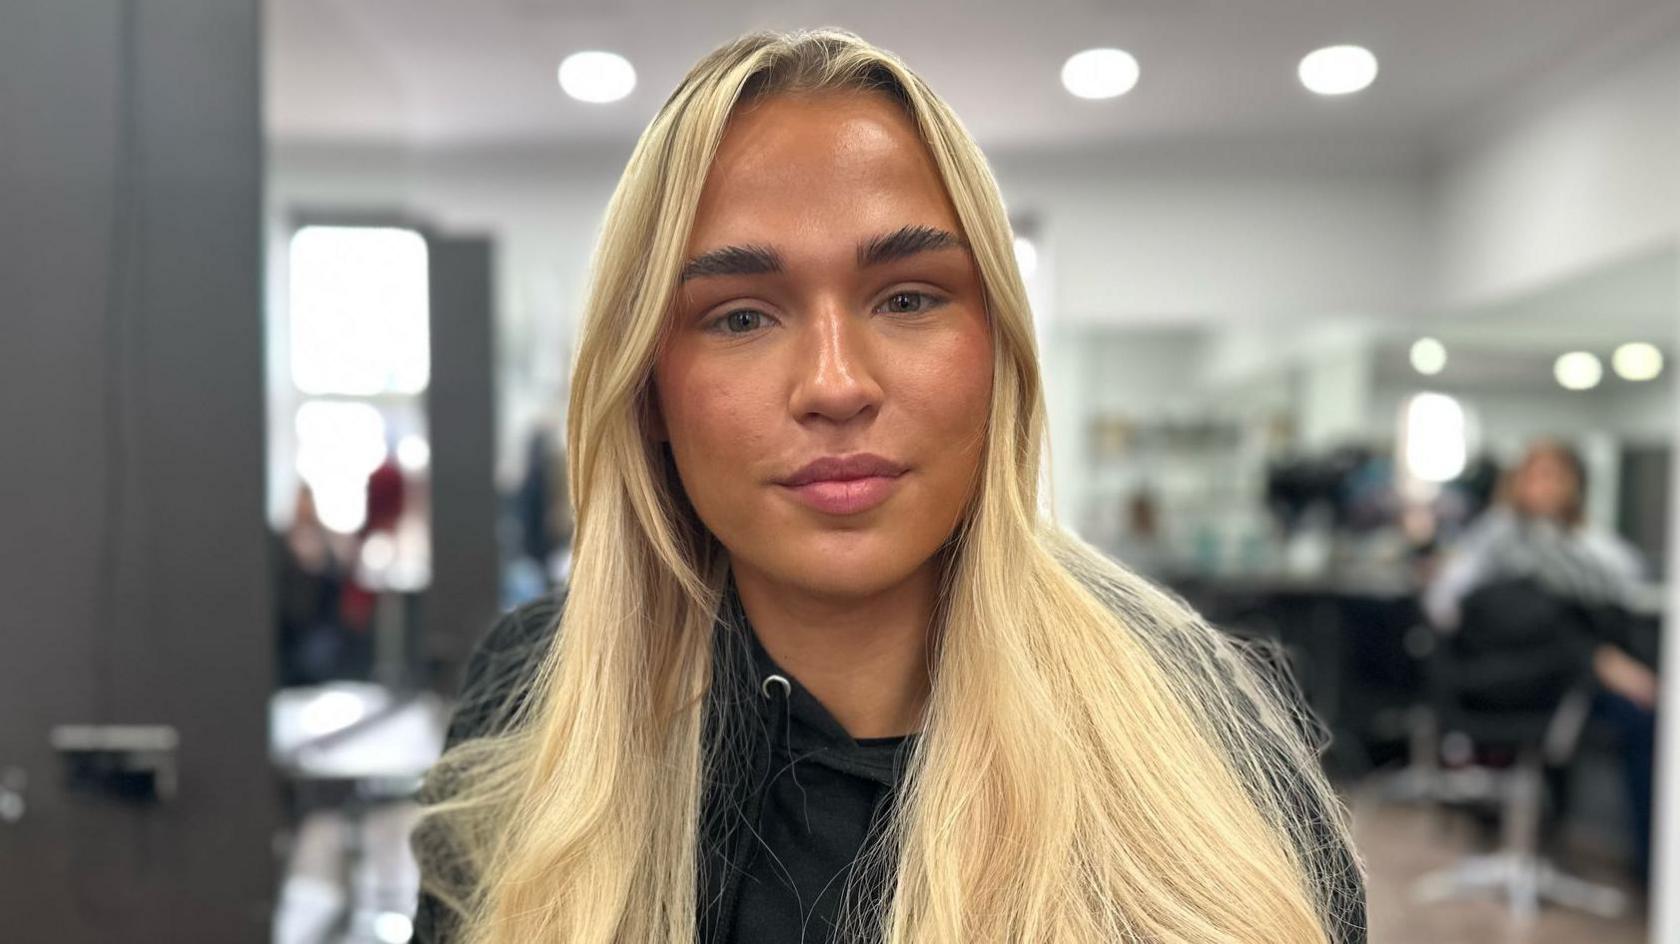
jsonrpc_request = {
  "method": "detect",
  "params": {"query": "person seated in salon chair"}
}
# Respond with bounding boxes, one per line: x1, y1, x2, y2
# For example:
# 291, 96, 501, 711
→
1425, 438, 1659, 887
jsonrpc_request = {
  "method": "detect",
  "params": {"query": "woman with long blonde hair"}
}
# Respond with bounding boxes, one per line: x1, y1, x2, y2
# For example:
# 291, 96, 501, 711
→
413, 29, 1365, 944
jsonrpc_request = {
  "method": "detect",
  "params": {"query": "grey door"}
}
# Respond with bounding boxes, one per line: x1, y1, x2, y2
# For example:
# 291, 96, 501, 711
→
423, 235, 502, 690
0, 1, 276, 940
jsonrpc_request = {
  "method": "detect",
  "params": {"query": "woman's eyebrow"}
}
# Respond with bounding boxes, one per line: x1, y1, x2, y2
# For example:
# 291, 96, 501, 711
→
678, 225, 967, 282
858, 225, 968, 268
680, 244, 782, 282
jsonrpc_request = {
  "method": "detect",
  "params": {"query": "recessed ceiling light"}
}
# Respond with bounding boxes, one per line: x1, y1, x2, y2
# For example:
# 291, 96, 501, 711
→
1612, 341, 1663, 381
1554, 351, 1603, 391
558, 50, 636, 104
1298, 44, 1378, 96
1061, 48, 1140, 100
1409, 337, 1447, 376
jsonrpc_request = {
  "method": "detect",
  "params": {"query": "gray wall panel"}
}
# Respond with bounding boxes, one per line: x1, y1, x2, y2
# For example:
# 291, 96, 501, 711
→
0, 1, 274, 938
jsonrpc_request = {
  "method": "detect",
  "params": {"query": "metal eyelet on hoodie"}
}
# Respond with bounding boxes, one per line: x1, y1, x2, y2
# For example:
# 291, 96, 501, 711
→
758, 674, 794, 762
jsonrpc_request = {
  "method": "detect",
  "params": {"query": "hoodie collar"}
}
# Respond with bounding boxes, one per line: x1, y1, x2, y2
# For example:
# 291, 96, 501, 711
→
723, 578, 917, 788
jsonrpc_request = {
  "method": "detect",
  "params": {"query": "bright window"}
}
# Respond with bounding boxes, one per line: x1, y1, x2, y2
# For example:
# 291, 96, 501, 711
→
289, 226, 430, 396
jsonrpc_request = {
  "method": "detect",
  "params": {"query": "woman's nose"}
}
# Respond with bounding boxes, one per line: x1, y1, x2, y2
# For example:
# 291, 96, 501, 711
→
789, 301, 884, 424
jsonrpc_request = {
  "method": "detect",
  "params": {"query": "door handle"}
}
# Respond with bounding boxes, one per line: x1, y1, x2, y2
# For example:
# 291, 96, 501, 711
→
50, 724, 179, 803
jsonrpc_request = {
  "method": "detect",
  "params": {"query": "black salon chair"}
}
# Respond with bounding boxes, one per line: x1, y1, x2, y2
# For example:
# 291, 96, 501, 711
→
1407, 578, 1626, 920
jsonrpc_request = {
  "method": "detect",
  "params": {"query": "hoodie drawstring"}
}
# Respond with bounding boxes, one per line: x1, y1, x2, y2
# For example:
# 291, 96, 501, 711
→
759, 672, 814, 832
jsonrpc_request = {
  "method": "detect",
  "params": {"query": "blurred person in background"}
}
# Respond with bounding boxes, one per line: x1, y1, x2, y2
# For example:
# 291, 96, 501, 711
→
514, 425, 574, 581
412, 30, 1365, 944
340, 448, 409, 627
275, 483, 355, 686
1108, 486, 1168, 577
1424, 437, 1659, 885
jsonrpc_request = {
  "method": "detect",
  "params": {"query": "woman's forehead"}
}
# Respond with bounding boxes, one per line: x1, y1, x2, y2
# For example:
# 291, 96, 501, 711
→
686, 92, 961, 251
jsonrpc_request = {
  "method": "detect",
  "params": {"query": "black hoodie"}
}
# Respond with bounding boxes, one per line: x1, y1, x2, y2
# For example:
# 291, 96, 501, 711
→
412, 580, 1366, 943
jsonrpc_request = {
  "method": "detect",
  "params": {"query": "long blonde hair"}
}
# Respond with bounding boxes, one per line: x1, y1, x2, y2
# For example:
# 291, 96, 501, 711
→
418, 28, 1363, 944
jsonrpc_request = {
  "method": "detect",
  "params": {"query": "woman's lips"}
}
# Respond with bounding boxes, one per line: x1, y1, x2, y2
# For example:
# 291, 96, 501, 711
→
777, 473, 904, 515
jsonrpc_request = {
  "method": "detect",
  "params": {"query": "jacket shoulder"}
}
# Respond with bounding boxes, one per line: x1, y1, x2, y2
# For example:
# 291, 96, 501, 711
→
442, 591, 565, 749
411, 594, 564, 943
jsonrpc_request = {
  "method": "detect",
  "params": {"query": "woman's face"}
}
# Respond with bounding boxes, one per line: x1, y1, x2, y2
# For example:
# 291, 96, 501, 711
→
1512, 447, 1580, 522
651, 90, 994, 598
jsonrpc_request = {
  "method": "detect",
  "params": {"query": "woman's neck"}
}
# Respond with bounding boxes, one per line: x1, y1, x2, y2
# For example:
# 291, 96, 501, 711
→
730, 556, 938, 740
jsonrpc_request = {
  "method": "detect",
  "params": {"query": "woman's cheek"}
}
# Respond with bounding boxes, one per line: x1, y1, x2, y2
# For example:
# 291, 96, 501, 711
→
911, 335, 992, 438
679, 378, 778, 505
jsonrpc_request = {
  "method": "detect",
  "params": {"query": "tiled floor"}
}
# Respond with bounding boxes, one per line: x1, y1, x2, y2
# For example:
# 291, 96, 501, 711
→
1352, 790, 1648, 944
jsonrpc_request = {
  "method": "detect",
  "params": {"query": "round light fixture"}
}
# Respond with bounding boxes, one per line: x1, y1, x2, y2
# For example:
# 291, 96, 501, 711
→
1061, 48, 1140, 100
1409, 337, 1447, 376
558, 50, 636, 104
1298, 44, 1378, 96
1554, 351, 1603, 391
1612, 341, 1663, 381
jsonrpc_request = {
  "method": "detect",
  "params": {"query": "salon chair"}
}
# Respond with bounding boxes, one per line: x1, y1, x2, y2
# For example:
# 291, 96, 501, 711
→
1406, 578, 1627, 920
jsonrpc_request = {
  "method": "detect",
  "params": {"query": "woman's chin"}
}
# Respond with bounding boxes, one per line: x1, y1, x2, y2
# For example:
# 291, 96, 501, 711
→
752, 536, 932, 600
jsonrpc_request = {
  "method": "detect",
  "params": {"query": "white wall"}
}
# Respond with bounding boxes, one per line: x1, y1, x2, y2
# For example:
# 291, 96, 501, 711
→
1430, 38, 1680, 308
1661, 329, 1680, 944
994, 155, 1430, 324
1042, 327, 1208, 531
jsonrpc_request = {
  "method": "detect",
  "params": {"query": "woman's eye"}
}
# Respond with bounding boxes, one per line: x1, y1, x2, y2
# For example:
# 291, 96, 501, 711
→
877, 291, 940, 315
711, 309, 768, 334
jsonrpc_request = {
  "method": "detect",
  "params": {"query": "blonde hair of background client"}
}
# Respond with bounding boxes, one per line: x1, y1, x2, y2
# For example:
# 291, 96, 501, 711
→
418, 28, 1363, 944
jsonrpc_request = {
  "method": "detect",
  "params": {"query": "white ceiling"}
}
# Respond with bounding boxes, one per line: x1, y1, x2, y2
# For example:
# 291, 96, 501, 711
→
265, 0, 1680, 162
